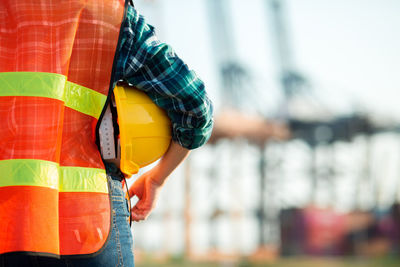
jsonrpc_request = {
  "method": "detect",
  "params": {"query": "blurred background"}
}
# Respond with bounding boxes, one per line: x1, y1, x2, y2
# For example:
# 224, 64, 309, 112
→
129, 0, 400, 266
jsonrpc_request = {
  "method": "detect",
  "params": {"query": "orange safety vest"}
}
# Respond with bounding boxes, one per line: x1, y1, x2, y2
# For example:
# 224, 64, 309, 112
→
0, 0, 126, 257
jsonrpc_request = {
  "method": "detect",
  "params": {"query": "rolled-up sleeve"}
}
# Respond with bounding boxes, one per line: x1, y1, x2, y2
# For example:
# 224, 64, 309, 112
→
115, 5, 213, 149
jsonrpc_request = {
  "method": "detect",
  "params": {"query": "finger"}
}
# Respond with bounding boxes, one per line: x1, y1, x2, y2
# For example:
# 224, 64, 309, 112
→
134, 199, 150, 211
131, 205, 149, 216
129, 183, 142, 198
128, 176, 146, 198
131, 209, 144, 221
131, 214, 145, 222
131, 208, 148, 221
128, 188, 136, 198
132, 202, 150, 216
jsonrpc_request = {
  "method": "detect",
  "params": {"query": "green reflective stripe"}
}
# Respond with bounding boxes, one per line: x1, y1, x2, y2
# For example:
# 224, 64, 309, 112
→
59, 166, 108, 193
0, 159, 59, 189
64, 81, 107, 118
0, 159, 108, 193
0, 72, 107, 119
0, 72, 66, 101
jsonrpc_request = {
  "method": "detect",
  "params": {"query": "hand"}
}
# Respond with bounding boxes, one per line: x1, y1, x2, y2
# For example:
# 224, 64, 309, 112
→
128, 141, 190, 222
128, 167, 163, 221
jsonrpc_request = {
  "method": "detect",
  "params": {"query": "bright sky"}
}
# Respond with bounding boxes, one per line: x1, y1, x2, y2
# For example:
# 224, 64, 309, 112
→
135, 0, 400, 120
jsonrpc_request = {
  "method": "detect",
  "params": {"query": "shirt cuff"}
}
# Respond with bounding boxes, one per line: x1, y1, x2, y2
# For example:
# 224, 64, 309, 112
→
172, 119, 214, 150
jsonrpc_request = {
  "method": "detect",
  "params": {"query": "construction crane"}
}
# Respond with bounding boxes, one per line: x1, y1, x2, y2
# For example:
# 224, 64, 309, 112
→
267, 0, 309, 118
207, 0, 284, 251
206, 0, 256, 253
206, 0, 251, 110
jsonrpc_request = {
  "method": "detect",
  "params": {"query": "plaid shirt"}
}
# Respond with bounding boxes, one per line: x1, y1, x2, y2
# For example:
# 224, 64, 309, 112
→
114, 5, 213, 150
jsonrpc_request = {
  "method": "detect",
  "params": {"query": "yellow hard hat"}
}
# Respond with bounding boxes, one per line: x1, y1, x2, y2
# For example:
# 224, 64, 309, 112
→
114, 85, 172, 176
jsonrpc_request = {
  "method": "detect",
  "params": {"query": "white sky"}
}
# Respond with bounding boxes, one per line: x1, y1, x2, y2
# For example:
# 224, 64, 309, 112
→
135, 0, 400, 120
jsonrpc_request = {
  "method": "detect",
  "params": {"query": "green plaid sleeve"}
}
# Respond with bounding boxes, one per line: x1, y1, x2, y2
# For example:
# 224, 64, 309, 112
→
115, 5, 213, 149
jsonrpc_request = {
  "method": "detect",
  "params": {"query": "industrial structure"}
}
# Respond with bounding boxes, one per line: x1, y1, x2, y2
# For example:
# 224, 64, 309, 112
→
132, 0, 400, 261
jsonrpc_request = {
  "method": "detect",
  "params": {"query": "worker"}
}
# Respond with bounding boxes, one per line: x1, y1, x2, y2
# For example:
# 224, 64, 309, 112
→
0, 0, 213, 266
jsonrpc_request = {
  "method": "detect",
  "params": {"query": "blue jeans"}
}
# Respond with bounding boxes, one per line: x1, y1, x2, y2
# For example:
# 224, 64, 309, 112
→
0, 171, 135, 267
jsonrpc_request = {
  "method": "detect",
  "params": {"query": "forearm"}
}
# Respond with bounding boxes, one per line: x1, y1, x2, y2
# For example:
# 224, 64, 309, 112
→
150, 141, 190, 186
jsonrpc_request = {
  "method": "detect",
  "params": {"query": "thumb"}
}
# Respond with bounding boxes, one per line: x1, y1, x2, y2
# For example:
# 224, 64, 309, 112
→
128, 176, 145, 199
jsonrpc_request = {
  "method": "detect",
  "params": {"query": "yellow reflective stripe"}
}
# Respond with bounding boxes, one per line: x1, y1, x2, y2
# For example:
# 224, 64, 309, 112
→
0, 159, 108, 193
0, 72, 66, 101
0, 72, 107, 119
59, 166, 108, 193
0, 159, 59, 189
64, 81, 107, 119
